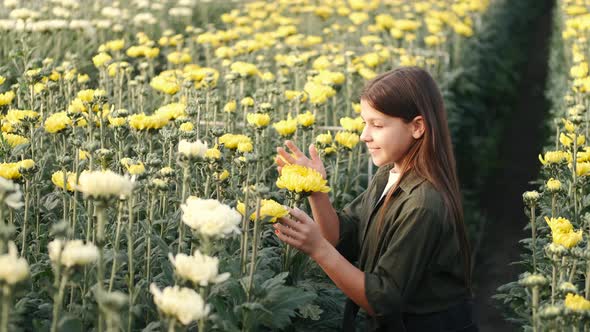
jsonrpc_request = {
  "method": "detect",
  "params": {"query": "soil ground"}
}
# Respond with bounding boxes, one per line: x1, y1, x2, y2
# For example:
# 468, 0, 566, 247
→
473, 1, 555, 330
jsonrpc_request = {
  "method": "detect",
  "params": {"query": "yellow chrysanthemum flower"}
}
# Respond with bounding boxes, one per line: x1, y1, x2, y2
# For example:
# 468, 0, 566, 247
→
179, 122, 194, 132
276, 164, 330, 194
237, 199, 289, 223
565, 293, 590, 311
219, 134, 252, 150
246, 113, 271, 128
223, 100, 237, 113
0, 91, 15, 106
2, 133, 28, 147
546, 178, 561, 192
44, 112, 72, 134
205, 147, 221, 160
92, 52, 112, 68
51, 170, 77, 191
538, 150, 571, 165
560, 132, 585, 147
340, 117, 365, 133
273, 117, 298, 137
335, 131, 360, 149
0, 163, 21, 180
296, 111, 315, 127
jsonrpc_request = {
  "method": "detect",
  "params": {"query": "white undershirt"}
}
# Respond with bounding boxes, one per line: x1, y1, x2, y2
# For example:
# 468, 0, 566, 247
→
379, 170, 400, 202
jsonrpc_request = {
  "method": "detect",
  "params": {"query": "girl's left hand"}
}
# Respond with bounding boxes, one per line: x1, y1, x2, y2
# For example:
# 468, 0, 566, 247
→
274, 207, 330, 260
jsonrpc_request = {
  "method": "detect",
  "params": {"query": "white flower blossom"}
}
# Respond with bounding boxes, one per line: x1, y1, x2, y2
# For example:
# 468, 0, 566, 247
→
77, 170, 134, 200
0, 177, 23, 209
169, 250, 230, 286
181, 197, 241, 238
150, 284, 209, 325
48, 239, 99, 268
0, 242, 29, 285
178, 139, 208, 158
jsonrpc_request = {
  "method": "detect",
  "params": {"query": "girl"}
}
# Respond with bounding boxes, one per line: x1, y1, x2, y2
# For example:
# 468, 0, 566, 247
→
274, 67, 477, 331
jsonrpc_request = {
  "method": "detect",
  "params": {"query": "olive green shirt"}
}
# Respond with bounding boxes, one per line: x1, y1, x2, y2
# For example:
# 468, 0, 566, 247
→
335, 164, 471, 331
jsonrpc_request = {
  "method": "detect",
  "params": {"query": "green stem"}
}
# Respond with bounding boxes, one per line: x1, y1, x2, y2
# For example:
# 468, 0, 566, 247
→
127, 195, 135, 332
108, 200, 124, 292
246, 198, 262, 301
50, 272, 68, 332
0, 285, 11, 332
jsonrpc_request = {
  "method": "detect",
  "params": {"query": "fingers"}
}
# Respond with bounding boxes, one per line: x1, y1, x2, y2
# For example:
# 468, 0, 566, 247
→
287, 207, 313, 224
274, 223, 303, 240
276, 147, 296, 164
308, 144, 320, 162
275, 229, 300, 247
285, 140, 305, 158
277, 216, 304, 231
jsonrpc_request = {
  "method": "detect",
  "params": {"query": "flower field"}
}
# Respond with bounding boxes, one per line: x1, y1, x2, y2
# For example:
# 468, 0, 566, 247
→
0, 0, 495, 331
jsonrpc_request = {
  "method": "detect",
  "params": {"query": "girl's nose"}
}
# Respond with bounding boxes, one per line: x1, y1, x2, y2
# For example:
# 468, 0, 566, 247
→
360, 127, 371, 142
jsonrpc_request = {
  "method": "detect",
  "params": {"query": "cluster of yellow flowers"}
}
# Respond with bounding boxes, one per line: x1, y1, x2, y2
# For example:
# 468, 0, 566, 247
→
544, 217, 583, 249
276, 164, 330, 194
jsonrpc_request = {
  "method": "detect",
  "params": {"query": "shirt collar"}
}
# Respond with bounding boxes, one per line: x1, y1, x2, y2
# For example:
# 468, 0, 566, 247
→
378, 163, 426, 194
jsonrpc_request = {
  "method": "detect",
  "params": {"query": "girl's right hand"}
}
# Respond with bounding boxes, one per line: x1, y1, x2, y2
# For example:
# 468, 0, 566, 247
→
275, 140, 327, 179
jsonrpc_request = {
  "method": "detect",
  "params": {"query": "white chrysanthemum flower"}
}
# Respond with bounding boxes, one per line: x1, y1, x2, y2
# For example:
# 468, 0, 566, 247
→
77, 170, 134, 200
181, 197, 241, 238
48, 239, 98, 268
0, 177, 23, 209
178, 139, 208, 158
169, 7, 193, 17
0, 242, 29, 284
150, 284, 209, 325
169, 250, 230, 286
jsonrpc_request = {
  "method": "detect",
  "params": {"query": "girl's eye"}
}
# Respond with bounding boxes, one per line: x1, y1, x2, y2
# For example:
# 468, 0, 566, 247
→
372, 124, 382, 128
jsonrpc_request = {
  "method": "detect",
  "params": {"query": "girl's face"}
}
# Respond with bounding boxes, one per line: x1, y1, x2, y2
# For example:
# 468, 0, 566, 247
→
359, 99, 424, 168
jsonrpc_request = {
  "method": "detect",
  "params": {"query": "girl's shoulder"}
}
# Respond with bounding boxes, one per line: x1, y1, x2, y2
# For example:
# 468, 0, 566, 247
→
402, 176, 447, 219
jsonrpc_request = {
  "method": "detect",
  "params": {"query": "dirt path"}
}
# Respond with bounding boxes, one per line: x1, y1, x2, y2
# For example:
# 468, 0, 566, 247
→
473, 1, 554, 331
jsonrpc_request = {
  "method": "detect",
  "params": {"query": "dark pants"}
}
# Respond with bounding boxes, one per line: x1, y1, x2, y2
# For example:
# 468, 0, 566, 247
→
401, 301, 478, 332
344, 300, 478, 332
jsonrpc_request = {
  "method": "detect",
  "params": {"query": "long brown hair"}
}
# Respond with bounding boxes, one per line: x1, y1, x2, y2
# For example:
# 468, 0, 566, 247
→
361, 66, 472, 292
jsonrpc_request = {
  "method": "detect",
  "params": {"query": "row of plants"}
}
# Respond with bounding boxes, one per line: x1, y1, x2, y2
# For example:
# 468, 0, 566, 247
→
0, 0, 507, 331
495, 0, 590, 330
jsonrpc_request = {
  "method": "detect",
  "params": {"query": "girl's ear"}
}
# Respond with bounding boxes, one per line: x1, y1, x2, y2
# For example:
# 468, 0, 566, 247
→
411, 116, 425, 139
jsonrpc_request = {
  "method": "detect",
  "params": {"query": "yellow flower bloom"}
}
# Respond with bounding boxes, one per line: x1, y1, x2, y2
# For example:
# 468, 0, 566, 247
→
335, 131, 360, 149
240, 97, 255, 107
565, 293, 590, 311
276, 164, 330, 194
223, 100, 237, 113
44, 112, 72, 133
214, 170, 230, 181
273, 117, 298, 137
2, 133, 28, 147
570, 62, 589, 79
246, 113, 271, 128
237, 141, 253, 153
79, 150, 89, 160
128, 113, 169, 131
0, 163, 20, 180
237, 199, 288, 223
167, 51, 192, 65
0, 76, 5, 85
352, 102, 361, 113
304, 81, 335, 105
150, 75, 181, 95
219, 134, 252, 150
127, 163, 146, 175
340, 117, 365, 133
539, 150, 571, 165
285, 90, 307, 102
179, 122, 194, 132
18, 159, 35, 170
576, 162, 590, 177
92, 52, 112, 67
560, 132, 585, 147
546, 178, 561, 192
205, 147, 221, 160
0, 91, 15, 106
562, 118, 576, 133
545, 216, 583, 249
315, 132, 333, 145
230, 61, 259, 77
108, 116, 127, 127
297, 111, 315, 127
51, 170, 77, 191
155, 103, 186, 121
5, 109, 39, 124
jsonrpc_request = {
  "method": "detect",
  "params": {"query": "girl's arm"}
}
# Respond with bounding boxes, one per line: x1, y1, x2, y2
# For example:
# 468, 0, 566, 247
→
274, 208, 375, 315
307, 192, 339, 246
